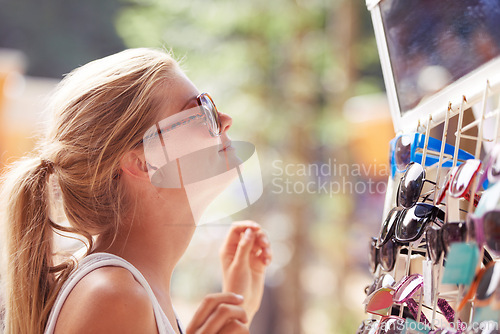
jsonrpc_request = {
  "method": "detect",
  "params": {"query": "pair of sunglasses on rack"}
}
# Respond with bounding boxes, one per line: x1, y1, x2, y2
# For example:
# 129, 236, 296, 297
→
458, 260, 500, 312
141, 92, 221, 145
370, 237, 398, 273
364, 274, 460, 327
390, 133, 475, 177
436, 159, 484, 207
378, 203, 445, 247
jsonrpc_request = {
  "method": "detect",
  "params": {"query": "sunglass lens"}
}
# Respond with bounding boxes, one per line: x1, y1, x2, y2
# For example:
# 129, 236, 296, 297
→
369, 237, 378, 273
393, 273, 423, 303
395, 205, 430, 242
198, 94, 220, 136
483, 212, 500, 256
449, 159, 481, 197
395, 135, 412, 171
365, 288, 394, 316
380, 239, 397, 272
398, 163, 425, 209
476, 262, 500, 302
441, 222, 467, 255
490, 157, 500, 182
378, 208, 403, 247
377, 316, 405, 334
425, 225, 443, 265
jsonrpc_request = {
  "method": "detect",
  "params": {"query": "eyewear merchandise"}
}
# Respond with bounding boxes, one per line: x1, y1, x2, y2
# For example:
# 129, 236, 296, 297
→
377, 203, 445, 247
395, 203, 445, 243
458, 261, 500, 312
376, 316, 406, 334
478, 142, 500, 189
397, 162, 436, 209
436, 160, 483, 207
364, 274, 460, 327
390, 133, 475, 177
370, 237, 399, 273
356, 318, 379, 334
365, 274, 397, 296
469, 181, 500, 257
425, 222, 468, 265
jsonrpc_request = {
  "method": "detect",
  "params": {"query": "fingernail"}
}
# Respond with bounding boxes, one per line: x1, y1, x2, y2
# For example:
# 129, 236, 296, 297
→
244, 228, 253, 240
235, 294, 244, 300
261, 235, 270, 245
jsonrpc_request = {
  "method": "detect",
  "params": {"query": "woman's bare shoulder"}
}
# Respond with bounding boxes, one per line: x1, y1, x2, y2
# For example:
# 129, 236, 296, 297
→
53, 265, 158, 334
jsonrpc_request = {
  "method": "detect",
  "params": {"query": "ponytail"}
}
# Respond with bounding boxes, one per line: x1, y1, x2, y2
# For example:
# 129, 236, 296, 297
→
1, 157, 73, 334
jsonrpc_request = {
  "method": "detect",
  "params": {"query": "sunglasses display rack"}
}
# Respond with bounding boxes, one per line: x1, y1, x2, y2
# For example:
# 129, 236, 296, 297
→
362, 81, 500, 334
362, 1, 500, 333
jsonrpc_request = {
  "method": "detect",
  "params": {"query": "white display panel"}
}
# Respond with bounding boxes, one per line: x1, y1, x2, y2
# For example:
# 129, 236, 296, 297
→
368, 0, 500, 133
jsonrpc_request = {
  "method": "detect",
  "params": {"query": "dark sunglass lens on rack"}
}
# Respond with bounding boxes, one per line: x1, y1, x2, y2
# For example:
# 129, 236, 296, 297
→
378, 207, 404, 247
426, 222, 467, 265
426, 226, 443, 264
483, 212, 500, 255
369, 237, 378, 273
397, 162, 432, 209
395, 203, 444, 242
369, 237, 398, 273
379, 238, 398, 272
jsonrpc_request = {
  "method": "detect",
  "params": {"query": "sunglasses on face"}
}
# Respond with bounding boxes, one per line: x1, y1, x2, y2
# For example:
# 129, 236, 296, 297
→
458, 261, 500, 312
197, 93, 222, 137
389, 133, 475, 177
397, 162, 436, 209
436, 160, 483, 206
370, 237, 399, 273
141, 92, 221, 144
425, 222, 468, 265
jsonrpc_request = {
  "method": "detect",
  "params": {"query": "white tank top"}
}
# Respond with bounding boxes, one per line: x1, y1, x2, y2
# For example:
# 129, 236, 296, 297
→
44, 252, 184, 334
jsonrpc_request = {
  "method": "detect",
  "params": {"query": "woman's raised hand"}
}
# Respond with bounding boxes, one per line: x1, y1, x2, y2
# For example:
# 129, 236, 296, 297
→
186, 293, 249, 334
219, 221, 272, 322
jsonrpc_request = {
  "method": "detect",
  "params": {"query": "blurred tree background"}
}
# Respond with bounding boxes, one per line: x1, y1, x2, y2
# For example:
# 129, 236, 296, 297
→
0, 0, 392, 333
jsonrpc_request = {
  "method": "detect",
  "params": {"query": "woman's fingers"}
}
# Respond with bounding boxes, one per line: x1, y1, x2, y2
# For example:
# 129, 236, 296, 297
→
220, 221, 261, 258
218, 319, 249, 334
197, 302, 248, 333
186, 293, 246, 332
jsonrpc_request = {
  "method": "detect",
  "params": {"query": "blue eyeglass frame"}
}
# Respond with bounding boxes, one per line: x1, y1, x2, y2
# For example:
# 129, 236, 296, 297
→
389, 133, 475, 178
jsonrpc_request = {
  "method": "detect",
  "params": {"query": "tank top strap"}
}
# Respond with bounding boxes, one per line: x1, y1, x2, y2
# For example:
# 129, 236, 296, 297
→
44, 252, 181, 334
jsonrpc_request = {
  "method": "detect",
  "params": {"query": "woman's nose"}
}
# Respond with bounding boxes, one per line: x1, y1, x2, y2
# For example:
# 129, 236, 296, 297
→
218, 112, 232, 134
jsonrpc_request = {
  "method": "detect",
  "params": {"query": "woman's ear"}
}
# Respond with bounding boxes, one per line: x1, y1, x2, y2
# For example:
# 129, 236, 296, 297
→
120, 150, 149, 179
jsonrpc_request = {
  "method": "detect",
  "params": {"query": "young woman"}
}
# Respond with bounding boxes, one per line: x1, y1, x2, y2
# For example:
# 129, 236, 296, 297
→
0, 48, 272, 334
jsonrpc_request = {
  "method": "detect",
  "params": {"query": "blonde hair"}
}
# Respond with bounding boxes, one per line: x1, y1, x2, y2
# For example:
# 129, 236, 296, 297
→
0, 48, 180, 333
